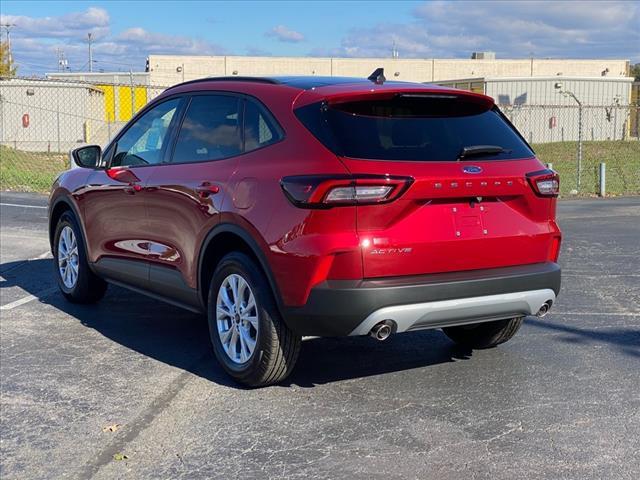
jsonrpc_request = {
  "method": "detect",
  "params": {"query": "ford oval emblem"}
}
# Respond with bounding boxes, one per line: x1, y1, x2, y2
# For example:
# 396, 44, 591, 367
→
463, 165, 483, 174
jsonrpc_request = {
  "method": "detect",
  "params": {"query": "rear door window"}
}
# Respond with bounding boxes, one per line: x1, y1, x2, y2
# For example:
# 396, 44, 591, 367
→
296, 95, 533, 161
172, 95, 242, 163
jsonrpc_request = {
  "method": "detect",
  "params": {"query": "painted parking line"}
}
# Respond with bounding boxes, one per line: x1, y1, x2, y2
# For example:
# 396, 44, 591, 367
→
0, 287, 59, 311
0, 203, 48, 209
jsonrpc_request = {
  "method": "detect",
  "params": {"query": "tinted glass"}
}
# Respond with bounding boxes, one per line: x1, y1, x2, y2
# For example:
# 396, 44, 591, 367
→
111, 99, 180, 167
244, 100, 279, 151
172, 95, 242, 163
296, 97, 533, 161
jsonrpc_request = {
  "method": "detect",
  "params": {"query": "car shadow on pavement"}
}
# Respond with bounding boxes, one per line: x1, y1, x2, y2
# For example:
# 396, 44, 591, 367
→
526, 317, 640, 359
3, 258, 638, 389
1, 258, 474, 388
285, 333, 473, 388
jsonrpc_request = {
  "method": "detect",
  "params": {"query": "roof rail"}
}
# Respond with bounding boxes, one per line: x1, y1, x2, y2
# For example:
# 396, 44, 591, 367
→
164, 76, 281, 92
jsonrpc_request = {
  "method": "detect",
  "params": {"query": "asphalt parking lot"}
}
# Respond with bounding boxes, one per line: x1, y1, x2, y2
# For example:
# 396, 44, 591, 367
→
1, 191, 639, 479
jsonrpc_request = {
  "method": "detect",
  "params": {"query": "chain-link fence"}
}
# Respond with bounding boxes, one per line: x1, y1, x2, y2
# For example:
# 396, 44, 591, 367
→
504, 104, 640, 196
1, 76, 639, 196
0, 77, 166, 192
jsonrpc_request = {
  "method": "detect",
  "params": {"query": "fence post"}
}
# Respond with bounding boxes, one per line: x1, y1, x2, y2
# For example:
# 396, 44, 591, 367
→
599, 162, 606, 198
0, 94, 4, 145
56, 105, 61, 153
129, 70, 135, 117
576, 103, 583, 191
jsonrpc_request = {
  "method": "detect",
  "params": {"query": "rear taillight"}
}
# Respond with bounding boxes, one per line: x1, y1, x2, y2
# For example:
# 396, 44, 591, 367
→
527, 169, 560, 197
281, 175, 413, 208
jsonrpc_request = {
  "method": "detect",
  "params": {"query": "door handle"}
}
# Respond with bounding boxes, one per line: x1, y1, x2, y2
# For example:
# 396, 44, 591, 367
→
196, 182, 220, 198
124, 183, 143, 194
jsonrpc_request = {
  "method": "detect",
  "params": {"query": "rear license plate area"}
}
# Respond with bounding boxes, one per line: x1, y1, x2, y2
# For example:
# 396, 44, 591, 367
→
452, 202, 487, 238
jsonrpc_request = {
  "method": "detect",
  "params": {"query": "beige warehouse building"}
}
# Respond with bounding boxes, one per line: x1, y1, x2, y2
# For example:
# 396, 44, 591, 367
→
147, 54, 631, 86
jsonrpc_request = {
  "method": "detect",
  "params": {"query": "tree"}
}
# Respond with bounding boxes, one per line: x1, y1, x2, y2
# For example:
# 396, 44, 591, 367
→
631, 63, 640, 81
0, 41, 17, 77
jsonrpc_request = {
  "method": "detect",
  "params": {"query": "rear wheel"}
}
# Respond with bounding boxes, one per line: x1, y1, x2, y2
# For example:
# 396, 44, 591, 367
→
207, 252, 301, 387
442, 317, 523, 349
53, 211, 107, 303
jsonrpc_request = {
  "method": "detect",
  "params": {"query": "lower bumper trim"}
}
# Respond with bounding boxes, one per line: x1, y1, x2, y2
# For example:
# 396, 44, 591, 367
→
282, 262, 560, 336
349, 289, 555, 336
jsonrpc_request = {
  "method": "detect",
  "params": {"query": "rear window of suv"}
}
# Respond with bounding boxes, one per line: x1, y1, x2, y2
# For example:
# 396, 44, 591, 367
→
295, 94, 534, 161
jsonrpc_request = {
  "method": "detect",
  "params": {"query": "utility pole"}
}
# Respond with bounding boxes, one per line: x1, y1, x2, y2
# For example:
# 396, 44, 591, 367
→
56, 48, 68, 72
87, 32, 93, 72
1, 23, 16, 65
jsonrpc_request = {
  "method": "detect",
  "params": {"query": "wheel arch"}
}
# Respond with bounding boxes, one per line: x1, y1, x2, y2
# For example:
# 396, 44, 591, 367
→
49, 196, 84, 249
198, 223, 283, 313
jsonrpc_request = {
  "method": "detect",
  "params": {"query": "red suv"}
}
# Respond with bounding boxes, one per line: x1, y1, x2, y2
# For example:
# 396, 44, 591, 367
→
49, 73, 561, 386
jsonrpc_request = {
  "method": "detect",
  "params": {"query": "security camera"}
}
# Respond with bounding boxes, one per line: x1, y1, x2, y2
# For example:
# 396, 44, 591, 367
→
554, 82, 563, 90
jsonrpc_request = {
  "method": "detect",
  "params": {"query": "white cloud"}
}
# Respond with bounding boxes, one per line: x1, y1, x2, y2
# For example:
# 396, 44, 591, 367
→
315, 0, 640, 61
246, 46, 272, 56
266, 25, 305, 43
1, 8, 225, 74
3, 2, 637, 76
1, 7, 110, 40
117, 28, 222, 55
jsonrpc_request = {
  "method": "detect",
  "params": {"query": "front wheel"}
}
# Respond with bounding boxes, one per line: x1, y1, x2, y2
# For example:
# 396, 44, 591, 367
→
442, 317, 523, 349
53, 211, 107, 304
207, 252, 301, 387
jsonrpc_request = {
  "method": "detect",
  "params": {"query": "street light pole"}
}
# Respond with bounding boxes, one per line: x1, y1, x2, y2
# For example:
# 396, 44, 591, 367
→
558, 88, 583, 191
1, 23, 16, 66
87, 32, 93, 72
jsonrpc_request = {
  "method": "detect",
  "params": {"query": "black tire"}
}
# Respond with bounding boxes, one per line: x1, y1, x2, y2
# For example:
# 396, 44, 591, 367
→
207, 252, 301, 387
442, 317, 523, 349
53, 211, 107, 304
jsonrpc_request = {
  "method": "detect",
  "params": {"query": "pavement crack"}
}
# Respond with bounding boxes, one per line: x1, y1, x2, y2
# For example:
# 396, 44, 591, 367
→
75, 354, 209, 480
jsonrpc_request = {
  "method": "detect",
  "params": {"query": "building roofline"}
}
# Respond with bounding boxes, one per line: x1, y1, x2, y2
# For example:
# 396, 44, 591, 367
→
436, 75, 635, 83
147, 54, 631, 63
46, 72, 149, 76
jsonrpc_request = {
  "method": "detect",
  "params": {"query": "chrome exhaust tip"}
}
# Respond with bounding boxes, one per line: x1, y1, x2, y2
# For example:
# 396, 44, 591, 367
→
369, 320, 395, 341
536, 300, 553, 318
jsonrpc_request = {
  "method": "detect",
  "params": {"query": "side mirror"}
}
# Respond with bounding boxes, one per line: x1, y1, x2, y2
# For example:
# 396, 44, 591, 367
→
70, 145, 102, 169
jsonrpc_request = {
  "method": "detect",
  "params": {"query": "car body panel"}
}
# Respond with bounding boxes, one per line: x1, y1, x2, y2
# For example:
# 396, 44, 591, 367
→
340, 156, 561, 278
144, 158, 237, 289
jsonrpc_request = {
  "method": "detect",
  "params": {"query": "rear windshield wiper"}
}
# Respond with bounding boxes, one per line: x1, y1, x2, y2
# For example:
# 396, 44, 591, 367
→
458, 145, 510, 160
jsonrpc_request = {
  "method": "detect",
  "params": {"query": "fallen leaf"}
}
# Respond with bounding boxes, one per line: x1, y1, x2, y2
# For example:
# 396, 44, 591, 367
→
113, 453, 129, 461
102, 424, 121, 433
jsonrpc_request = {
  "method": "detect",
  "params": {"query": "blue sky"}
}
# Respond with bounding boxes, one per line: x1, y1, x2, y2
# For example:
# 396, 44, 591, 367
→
2, 1, 638, 75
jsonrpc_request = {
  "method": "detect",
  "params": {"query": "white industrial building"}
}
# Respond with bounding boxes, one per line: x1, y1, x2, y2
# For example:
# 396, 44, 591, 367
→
436, 76, 636, 143
145, 54, 630, 86
0, 78, 106, 152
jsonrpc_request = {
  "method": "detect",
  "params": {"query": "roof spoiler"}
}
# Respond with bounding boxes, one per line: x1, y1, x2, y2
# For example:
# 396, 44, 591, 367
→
367, 68, 386, 85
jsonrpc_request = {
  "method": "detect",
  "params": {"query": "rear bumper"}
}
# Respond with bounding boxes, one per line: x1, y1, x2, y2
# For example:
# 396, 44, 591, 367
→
282, 262, 561, 336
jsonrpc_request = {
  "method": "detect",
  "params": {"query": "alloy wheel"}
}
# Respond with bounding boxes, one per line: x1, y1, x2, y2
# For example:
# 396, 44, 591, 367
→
216, 274, 259, 364
58, 226, 79, 289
